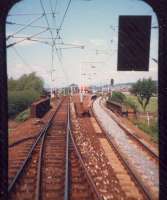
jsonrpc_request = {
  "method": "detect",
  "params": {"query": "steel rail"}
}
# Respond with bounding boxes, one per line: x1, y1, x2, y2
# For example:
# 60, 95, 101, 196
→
91, 104, 154, 200
64, 102, 70, 200
35, 130, 46, 200
67, 102, 103, 200
8, 98, 64, 194
100, 98, 159, 161
35, 97, 67, 200
120, 123, 159, 160
9, 135, 38, 148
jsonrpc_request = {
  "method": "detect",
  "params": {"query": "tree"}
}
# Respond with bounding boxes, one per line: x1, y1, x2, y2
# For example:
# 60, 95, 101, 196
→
8, 78, 17, 90
109, 91, 126, 104
130, 78, 156, 112
8, 89, 40, 117
8, 72, 43, 93
8, 72, 44, 117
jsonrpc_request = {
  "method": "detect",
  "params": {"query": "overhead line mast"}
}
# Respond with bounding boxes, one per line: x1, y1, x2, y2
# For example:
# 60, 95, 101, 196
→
6, 0, 80, 97
39, 0, 60, 98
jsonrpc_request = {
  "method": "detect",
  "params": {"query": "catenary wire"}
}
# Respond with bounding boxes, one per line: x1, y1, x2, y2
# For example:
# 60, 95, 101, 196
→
7, 14, 44, 40
6, 21, 58, 30
7, 28, 49, 48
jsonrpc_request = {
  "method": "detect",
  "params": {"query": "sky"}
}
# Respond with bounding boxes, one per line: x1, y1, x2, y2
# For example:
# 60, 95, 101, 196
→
6, 0, 159, 88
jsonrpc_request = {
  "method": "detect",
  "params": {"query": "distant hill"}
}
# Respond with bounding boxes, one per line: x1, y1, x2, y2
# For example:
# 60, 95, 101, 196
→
90, 80, 158, 92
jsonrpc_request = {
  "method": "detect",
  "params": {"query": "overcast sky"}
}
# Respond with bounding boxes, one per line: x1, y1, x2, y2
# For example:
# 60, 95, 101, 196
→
6, 0, 158, 88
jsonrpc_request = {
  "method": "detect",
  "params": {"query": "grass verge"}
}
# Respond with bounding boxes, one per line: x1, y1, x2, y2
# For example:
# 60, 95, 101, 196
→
15, 109, 30, 122
126, 95, 158, 113
131, 118, 158, 142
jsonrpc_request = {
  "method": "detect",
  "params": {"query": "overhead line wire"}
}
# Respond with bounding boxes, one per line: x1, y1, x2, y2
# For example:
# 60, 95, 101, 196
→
39, 0, 55, 44
54, 0, 72, 42
6, 21, 58, 30
40, 0, 63, 89
26, 38, 51, 45
9, 35, 54, 40
50, 0, 58, 37
9, 0, 73, 86
7, 0, 72, 88
7, 14, 44, 40
53, 0, 58, 16
8, 12, 55, 16
40, 0, 60, 65
51, 0, 73, 66
7, 28, 49, 48
49, 0, 55, 17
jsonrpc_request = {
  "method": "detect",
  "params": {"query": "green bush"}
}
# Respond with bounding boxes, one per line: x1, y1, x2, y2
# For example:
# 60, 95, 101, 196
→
135, 120, 158, 142
124, 97, 138, 112
108, 92, 138, 112
125, 95, 158, 113
15, 109, 30, 122
8, 89, 40, 117
8, 72, 44, 118
109, 91, 126, 104
8, 72, 43, 93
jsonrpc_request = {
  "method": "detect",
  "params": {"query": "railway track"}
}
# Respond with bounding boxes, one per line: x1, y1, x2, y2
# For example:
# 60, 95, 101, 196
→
8, 99, 64, 188
100, 97, 158, 162
91, 97, 159, 200
8, 97, 101, 200
100, 97, 159, 169
100, 97, 159, 159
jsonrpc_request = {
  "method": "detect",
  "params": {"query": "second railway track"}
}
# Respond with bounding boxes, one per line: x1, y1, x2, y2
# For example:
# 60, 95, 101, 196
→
69, 94, 159, 200
99, 97, 159, 162
92, 97, 159, 200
